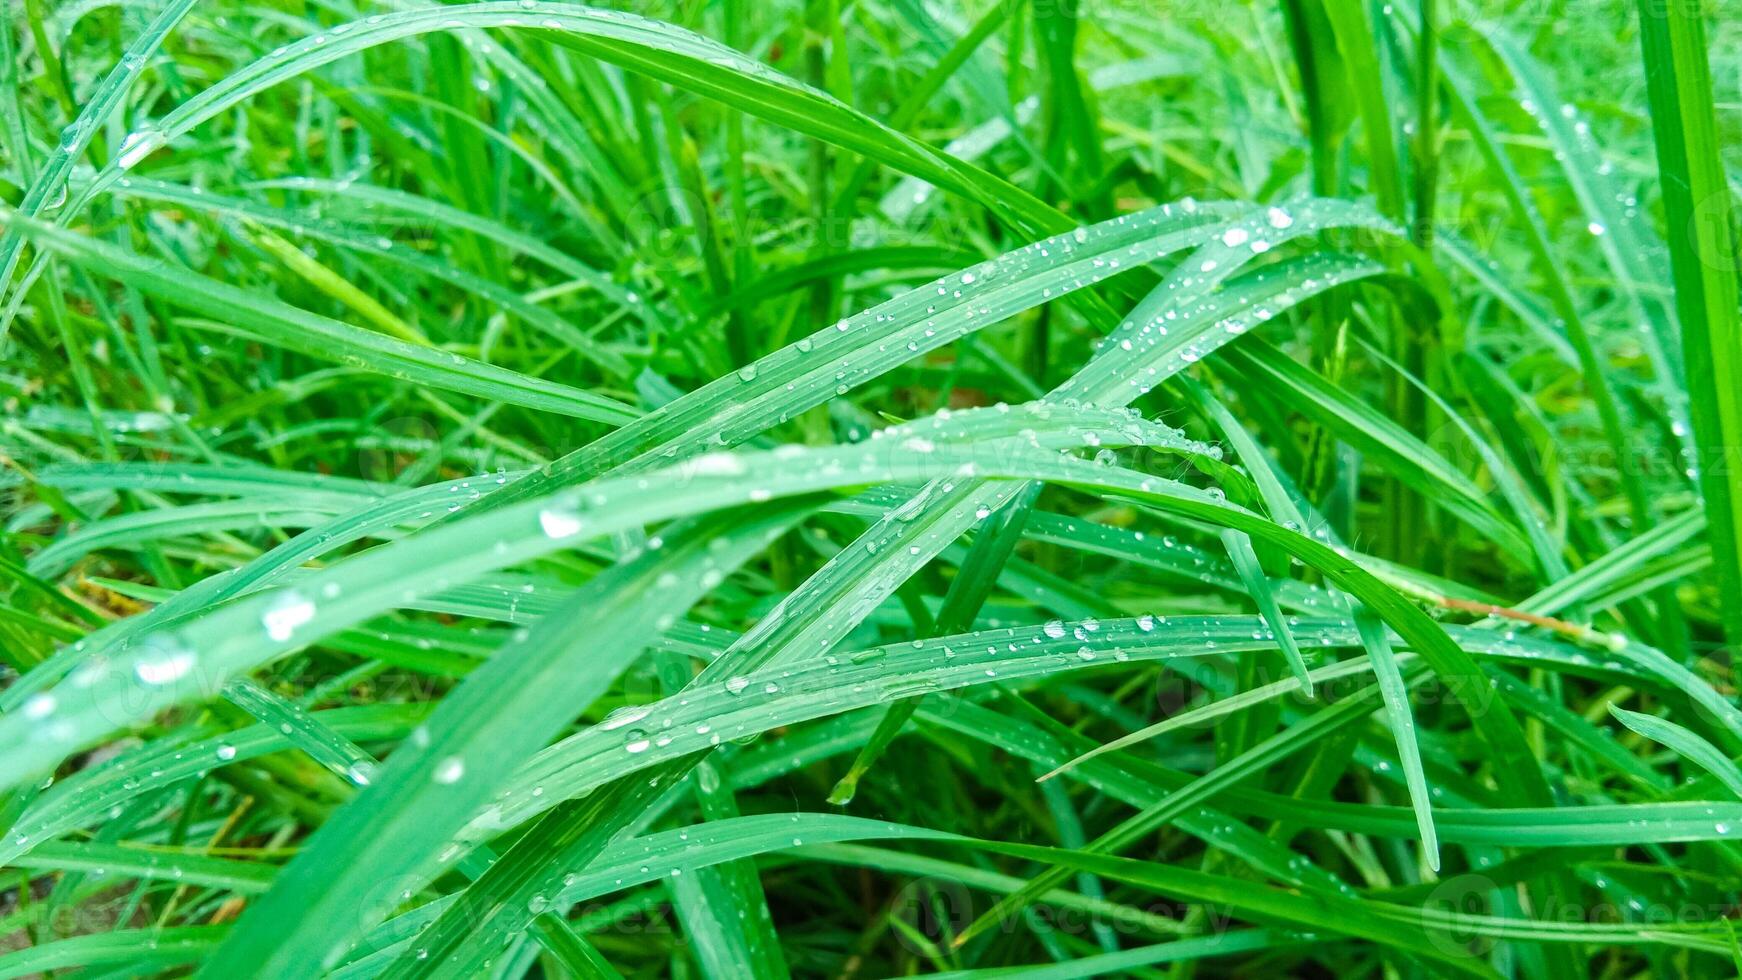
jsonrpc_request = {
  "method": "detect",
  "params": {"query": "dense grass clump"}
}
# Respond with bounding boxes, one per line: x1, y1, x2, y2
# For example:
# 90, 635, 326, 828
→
3, 0, 1742, 975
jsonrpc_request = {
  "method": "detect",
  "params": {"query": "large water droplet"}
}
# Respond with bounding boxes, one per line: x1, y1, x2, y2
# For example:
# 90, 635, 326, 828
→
433, 756, 465, 784
262, 592, 315, 642
134, 635, 196, 686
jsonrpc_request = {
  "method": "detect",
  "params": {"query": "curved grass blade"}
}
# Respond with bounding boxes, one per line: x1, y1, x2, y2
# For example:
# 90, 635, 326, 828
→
1610, 705, 1742, 801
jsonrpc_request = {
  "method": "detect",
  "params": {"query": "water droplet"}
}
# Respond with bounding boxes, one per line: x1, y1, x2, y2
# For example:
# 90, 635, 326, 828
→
262, 591, 316, 642
690, 453, 746, 476
22, 694, 55, 720
134, 635, 196, 686
433, 756, 465, 784
599, 705, 651, 731
116, 127, 161, 170
539, 508, 583, 538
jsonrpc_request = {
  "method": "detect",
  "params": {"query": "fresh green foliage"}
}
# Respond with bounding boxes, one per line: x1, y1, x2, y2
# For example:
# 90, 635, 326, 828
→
2, 0, 1739, 976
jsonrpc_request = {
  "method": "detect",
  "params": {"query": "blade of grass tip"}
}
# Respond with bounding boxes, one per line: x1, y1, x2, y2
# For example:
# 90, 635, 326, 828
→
1182, 378, 1316, 532
246, 225, 429, 346
1519, 510, 1705, 620
827, 481, 1044, 805
1352, 609, 1439, 870
1610, 705, 1742, 801
1184, 374, 1384, 707
222, 678, 379, 789
1489, 673, 1666, 790
1634, 0, 1742, 650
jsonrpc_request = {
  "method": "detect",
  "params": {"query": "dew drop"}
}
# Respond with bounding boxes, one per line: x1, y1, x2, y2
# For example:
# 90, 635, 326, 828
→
433, 756, 465, 784
539, 508, 583, 538
134, 636, 196, 686
262, 592, 316, 643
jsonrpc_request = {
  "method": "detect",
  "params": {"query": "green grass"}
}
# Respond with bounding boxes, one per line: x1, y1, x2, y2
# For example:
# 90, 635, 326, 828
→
1, 0, 1740, 976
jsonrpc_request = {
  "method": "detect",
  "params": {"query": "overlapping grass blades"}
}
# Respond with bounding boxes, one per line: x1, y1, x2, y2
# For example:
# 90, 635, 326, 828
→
4, 0, 1740, 976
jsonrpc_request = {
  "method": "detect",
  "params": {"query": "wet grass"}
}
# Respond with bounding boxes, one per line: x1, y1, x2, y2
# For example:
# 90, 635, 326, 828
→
2, 0, 1741, 976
